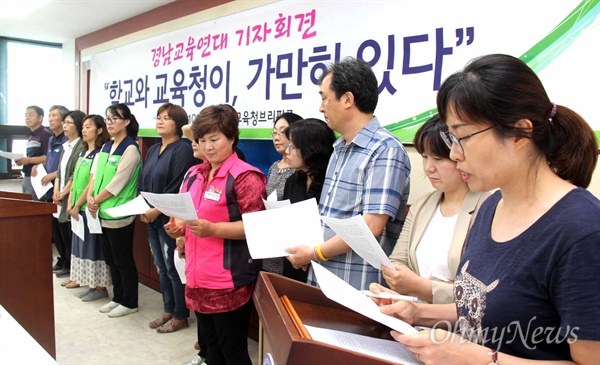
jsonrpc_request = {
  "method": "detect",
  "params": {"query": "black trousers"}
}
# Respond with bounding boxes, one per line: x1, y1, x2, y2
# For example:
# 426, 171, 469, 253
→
52, 216, 71, 269
99, 222, 138, 308
196, 299, 253, 365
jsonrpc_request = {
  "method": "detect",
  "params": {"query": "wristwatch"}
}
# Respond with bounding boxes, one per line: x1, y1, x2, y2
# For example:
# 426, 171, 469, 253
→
487, 350, 498, 365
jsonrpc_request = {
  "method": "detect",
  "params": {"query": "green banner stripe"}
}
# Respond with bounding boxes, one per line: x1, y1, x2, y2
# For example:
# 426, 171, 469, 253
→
383, 0, 599, 143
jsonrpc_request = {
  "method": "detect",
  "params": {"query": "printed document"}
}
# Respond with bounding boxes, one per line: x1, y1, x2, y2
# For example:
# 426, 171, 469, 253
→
305, 325, 421, 365
0, 150, 24, 160
104, 195, 151, 217
140, 191, 197, 221
30, 164, 53, 199
85, 207, 103, 234
243, 198, 323, 259
71, 214, 85, 241
321, 215, 395, 270
312, 262, 418, 335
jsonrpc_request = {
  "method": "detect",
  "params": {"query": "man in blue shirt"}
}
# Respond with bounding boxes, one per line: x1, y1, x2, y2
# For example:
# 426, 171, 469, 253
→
33, 105, 69, 202
286, 58, 411, 290
31, 105, 69, 274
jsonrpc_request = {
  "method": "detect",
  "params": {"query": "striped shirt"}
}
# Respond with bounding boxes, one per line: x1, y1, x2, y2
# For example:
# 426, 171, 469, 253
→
307, 117, 411, 290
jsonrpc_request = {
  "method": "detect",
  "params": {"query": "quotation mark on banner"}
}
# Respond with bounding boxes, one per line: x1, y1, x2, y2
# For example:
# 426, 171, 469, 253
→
456, 27, 474, 47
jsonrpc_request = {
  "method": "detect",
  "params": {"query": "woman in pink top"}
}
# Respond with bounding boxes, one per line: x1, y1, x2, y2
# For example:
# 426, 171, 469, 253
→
166, 104, 266, 365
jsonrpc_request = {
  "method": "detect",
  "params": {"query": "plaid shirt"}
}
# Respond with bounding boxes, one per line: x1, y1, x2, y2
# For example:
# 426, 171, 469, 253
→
307, 117, 411, 290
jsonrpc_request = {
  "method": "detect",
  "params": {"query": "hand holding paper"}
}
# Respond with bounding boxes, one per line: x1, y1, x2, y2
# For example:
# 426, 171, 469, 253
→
243, 198, 323, 259
320, 215, 395, 270
312, 262, 417, 335
140, 191, 197, 221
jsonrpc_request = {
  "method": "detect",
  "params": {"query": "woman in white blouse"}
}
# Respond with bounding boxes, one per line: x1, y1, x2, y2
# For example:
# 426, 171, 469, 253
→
384, 115, 489, 303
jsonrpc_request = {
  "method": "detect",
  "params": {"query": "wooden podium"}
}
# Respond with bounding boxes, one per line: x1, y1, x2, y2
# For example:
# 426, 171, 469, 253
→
0, 191, 57, 358
253, 272, 403, 365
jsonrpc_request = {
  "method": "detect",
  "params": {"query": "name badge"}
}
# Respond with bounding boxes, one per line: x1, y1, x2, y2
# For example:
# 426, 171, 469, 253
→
204, 191, 221, 201
108, 157, 118, 164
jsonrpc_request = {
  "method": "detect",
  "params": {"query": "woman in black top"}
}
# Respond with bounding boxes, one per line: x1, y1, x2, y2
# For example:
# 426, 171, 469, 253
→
282, 118, 336, 281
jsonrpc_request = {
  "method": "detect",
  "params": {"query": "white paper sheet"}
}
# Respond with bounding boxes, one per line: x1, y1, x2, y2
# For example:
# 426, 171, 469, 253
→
262, 190, 291, 210
0, 150, 24, 160
321, 215, 395, 270
262, 197, 291, 210
173, 248, 186, 284
140, 191, 197, 221
305, 325, 421, 365
104, 195, 151, 217
243, 198, 323, 259
85, 207, 103, 234
52, 204, 61, 219
30, 164, 53, 199
71, 214, 85, 241
312, 262, 418, 335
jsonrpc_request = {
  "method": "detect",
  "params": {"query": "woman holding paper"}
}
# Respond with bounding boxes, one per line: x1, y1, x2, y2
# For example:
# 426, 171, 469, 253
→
87, 103, 142, 318
67, 115, 111, 301
383, 115, 489, 304
265, 112, 302, 200
139, 103, 196, 333
166, 104, 265, 365
276, 118, 336, 282
372, 54, 600, 363
52, 110, 85, 287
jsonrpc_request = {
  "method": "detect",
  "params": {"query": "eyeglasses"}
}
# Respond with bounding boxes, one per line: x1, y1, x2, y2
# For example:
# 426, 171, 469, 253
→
105, 117, 122, 124
154, 116, 173, 121
271, 130, 287, 138
440, 126, 494, 155
62, 120, 75, 125
287, 143, 298, 152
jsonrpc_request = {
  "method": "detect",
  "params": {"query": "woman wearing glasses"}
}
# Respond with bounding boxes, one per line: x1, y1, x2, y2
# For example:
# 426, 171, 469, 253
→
53, 110, 85, 288
140, 103, 197, 333
265, 112, 303, 200
382, 115, 489, 304
263, 112, 303, 277
281, 118, 336, 282
166, 104, 266, 365
87, 103, 142, 318
371, 54, 599, 363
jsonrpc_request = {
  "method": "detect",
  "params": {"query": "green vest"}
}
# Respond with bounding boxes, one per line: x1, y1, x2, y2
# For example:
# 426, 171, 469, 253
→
93, 137, 141, 220
70, 148, 99, 212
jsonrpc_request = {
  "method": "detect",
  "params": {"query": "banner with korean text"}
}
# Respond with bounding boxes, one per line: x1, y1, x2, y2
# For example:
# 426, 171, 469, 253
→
89, 0, 600, 141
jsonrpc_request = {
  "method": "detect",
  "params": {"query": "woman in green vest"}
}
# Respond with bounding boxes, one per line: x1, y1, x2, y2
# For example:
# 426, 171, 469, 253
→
67, 115, 111, 301
87, 103, 142, 318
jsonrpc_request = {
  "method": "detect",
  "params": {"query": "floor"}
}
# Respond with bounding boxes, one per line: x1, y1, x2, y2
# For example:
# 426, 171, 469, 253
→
1, 179, 259, 365
51, 261, 257, 365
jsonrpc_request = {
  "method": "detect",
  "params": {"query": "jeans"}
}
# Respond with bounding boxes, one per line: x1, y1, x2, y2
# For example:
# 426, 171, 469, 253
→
147, 223, 189, 320
99, 222, 138, 309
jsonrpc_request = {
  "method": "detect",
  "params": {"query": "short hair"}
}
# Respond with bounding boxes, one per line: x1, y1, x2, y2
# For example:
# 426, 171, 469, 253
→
413, 115, 450, 158
318, 57, 379, 114
82, 115, 110, 150
105, 103, 139, 139
65, 110, 86, 137
273, 112, 303, 126
27, 105, 44, 118
157, 103, 189, 137
437, 53, 598, 188
286, 118, 336, 182
50, 105, 70, 121
192, 104, 239, 149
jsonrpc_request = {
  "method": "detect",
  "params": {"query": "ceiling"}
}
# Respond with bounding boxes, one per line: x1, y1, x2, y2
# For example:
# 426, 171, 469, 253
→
0, 0, 176, 44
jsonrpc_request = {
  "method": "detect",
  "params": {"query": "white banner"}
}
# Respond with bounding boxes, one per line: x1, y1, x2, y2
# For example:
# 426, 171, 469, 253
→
89, 0, 600, 140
